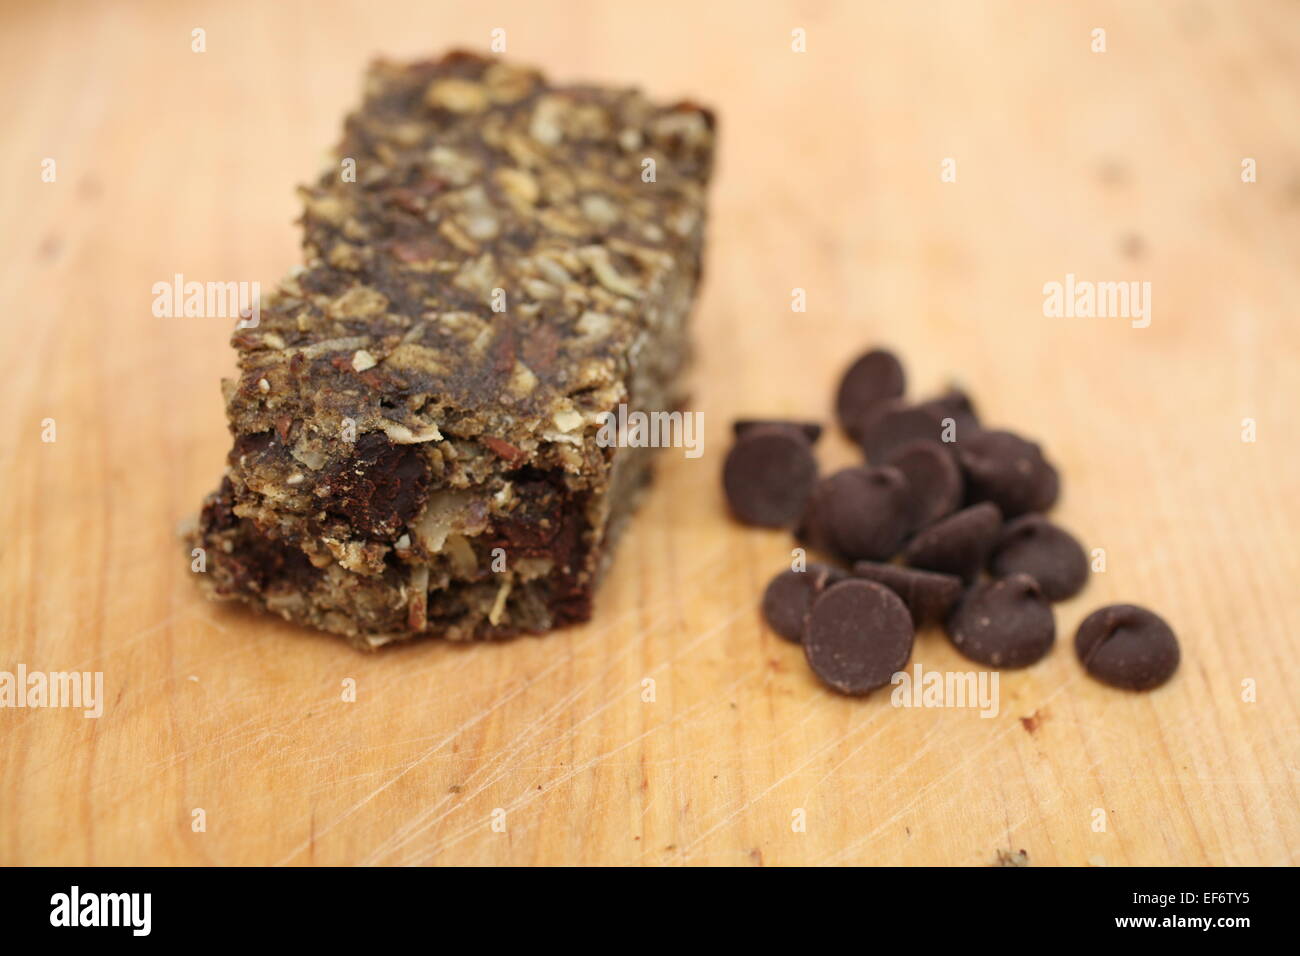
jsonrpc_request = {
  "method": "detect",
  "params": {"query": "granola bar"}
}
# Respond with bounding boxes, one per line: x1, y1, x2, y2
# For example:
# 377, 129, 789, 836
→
190, 52, 715, 647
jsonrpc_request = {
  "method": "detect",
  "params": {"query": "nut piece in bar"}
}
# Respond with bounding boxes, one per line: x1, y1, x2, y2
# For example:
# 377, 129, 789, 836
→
188, 52, 715, 647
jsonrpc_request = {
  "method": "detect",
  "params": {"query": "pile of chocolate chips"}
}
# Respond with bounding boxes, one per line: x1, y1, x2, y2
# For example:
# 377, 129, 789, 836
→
724, 347, 1180, 697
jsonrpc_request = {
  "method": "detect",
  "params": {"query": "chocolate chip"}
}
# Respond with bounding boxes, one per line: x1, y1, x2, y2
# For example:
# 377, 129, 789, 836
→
916, 388, 980, 438
958, 429, 1060, 517
1075, 604, 1179, 690
946, 573, 1055, 668
729, 343, 1179, 696
794, 485, 838, 555
814, 466, 912, 562
803, 579, 914, 695
851, 561, 963, 626
733, 419, 822, 445
858, 401, 949, 464
723, 427, 818, 527
903, 502, 1002, 582
761, 563, 846, 642
1034, 464, 1060, 511
989, 515, 1088, 601
835, 348, 905, 439
885, 439, 964, 529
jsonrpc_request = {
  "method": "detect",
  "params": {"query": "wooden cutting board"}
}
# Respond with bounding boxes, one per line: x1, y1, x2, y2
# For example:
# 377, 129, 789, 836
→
3, 0, 1298, 866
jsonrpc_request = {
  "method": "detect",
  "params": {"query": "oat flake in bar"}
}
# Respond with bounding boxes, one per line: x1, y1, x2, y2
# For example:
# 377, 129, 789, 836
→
189, 51, 715, 647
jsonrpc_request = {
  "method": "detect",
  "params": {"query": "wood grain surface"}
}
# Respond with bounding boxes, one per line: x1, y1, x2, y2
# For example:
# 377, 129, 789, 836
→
3, 0, 1299, 866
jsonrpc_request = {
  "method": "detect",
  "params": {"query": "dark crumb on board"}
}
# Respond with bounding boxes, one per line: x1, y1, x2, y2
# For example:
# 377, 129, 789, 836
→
1096, 159, 1129, 186
1019, 708, 1048, 734
1119, 232, 1145, 260
37, 235, 63, 262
